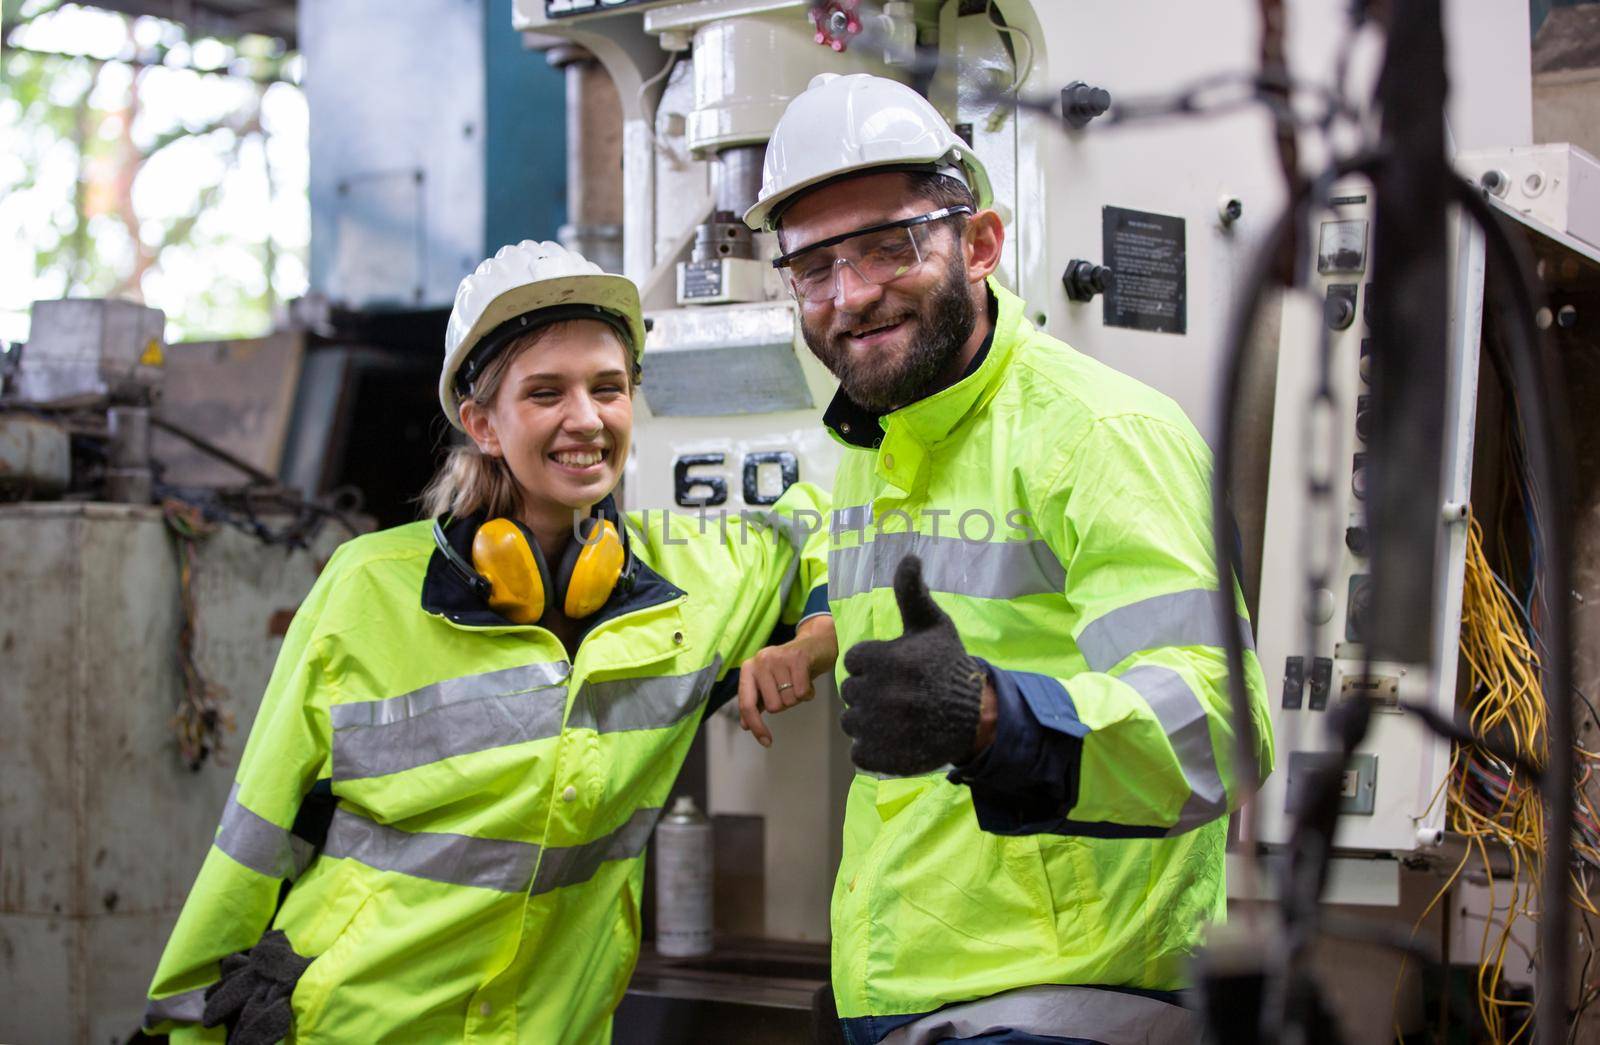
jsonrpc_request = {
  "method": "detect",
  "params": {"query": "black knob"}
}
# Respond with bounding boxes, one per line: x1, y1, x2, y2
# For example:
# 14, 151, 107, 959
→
1348, 576, 1374, 643
1345, 525, 1369, 557
1063, 259, 1114, 302
1061, 81, 1112, 129
1325, 294, 1355, 330
1354, 394, 1373, 442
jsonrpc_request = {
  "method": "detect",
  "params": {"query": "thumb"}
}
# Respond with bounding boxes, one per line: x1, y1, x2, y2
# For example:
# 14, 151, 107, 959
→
892, 555, 946, 632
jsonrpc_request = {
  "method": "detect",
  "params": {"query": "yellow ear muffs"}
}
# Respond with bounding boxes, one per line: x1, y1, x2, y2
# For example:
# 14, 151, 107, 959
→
471, 518, 550, 625
557, 517, 626, 619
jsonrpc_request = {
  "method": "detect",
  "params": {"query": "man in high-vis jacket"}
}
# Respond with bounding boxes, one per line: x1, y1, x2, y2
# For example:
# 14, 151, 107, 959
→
740, 73, 1275, 1045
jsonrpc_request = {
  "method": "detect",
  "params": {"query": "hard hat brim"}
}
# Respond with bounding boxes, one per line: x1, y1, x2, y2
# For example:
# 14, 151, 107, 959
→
743, 151, 993, 232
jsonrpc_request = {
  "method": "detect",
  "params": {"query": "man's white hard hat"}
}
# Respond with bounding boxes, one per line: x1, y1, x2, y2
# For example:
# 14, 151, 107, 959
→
439, 240, 645, 431
743, 73, 993, 232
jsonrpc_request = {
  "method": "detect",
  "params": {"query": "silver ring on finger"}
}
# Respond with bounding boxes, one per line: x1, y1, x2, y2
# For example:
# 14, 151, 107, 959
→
776, 682, 794, 691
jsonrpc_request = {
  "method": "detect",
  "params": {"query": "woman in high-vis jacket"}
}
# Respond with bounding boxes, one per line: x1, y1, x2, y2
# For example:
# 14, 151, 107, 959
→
143, 241, 834, 1043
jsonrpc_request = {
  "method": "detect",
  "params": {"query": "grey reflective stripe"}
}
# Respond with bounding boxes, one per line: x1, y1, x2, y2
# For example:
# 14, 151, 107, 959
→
831, 504, 872, 533
323, 807, 538, 893
530, 806, 660, 896
828, 532, 1065, 601
144, 984, 211, 1027
567, 659, 720, 733
880, 984, 1203, 1045
1115, 665, 1229, 833
1076, 588, 1255, 673
331, 661, 570, 781
215, 784, 313, 879
330, 660, 569, 727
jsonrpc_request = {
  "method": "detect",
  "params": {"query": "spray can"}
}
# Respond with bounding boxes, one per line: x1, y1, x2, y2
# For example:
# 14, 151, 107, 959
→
655, 795, 713, 957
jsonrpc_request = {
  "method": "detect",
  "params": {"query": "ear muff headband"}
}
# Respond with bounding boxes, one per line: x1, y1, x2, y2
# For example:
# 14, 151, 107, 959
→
434, 519, 492, 600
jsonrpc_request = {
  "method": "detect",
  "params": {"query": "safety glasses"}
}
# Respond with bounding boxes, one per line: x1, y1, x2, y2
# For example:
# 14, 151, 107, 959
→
771, 206, 972, 305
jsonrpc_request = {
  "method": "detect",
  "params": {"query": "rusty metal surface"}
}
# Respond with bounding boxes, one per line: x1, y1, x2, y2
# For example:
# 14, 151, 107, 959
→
151, 331, 305, 488
0, 415, 71, 496
14, 299, 166, 405
0, 502, 347, 1043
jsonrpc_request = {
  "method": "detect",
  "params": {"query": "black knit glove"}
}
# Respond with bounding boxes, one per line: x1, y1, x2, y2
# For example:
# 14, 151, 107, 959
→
839, 555, 986, 776
202, 929, 313, 1045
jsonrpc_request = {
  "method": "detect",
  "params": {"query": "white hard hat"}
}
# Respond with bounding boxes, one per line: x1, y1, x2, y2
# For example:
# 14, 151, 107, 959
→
440, 240, 645, 430
743, 73, 992, 232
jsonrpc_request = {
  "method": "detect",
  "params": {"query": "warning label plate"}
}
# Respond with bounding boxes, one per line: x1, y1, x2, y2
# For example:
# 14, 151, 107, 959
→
1102, 206, 1187, 335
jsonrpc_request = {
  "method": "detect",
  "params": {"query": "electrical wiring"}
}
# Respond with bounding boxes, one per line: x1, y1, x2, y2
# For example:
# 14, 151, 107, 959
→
635, 46, 682, 158
1446, 178, 1577, 1045
985, 0, 1034, 96
1397, 511, 1597, 1043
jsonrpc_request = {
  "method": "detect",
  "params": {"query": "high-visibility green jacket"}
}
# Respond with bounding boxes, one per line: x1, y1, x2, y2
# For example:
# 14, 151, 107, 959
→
145, 487, 829, 1044
824, 282, 1273, 1031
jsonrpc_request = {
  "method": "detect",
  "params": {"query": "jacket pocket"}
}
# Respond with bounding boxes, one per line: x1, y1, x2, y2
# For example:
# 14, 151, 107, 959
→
282, 868, 377, 1041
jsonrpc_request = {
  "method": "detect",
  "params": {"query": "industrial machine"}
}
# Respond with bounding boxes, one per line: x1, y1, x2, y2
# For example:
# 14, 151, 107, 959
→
0, 300, 350, 1042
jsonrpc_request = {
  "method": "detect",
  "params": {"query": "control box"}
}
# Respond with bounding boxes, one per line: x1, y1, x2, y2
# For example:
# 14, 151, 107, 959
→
1252, 188, 1484, 854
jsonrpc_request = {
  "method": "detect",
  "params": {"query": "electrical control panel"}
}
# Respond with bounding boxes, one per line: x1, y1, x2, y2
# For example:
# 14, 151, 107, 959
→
1252, 188, 1485, 854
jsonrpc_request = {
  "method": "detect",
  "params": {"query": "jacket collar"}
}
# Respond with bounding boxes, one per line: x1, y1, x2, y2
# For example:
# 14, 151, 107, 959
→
421, 494, 685, 631
822, 279, 1017, 452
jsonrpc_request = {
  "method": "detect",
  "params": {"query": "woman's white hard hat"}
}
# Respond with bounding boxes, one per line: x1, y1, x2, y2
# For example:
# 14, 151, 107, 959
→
743, 72, 993, 232
439, 239, 645, 431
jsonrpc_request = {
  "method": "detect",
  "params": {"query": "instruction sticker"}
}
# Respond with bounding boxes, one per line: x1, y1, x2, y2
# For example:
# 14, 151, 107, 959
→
1102, 206, 1187, 335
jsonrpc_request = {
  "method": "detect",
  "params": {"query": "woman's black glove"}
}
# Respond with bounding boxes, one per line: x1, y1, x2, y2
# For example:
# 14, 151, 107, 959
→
839, 555, 986, 776
202, 929, 313, 1045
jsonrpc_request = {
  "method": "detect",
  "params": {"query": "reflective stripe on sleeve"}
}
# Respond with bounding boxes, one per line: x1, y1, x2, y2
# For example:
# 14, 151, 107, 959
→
144, 984, 211, 1027
876, 983, 1203, 1045
1113, 664, 1229, 833
566, 660, 720, 734
530, 805, 661, 895
330, 661, 570, 781
1076, 588, 1255, 673
828, 532, 1065, 601
215, 784, 314, 880
323, 807, 539, 893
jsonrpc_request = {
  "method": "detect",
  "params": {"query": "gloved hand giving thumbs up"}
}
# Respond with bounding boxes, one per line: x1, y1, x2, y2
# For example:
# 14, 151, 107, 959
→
840, 555, 989, 776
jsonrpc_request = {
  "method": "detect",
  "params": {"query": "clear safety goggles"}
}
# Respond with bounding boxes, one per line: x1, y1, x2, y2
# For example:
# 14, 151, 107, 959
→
771, 206, 973, 305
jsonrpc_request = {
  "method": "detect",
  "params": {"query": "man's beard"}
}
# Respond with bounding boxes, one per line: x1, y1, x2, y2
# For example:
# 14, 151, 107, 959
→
800, 250, 976, 413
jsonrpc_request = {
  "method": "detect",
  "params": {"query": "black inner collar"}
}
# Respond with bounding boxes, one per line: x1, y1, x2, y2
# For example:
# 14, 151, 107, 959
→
822, 289, 999, 450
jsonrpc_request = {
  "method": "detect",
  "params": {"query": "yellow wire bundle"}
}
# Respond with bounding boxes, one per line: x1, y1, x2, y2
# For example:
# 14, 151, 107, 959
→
1400, 515, 1600, 1043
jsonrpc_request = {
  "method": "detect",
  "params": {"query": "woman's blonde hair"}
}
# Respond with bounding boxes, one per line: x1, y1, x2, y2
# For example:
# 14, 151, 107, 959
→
420, 319, 633, 521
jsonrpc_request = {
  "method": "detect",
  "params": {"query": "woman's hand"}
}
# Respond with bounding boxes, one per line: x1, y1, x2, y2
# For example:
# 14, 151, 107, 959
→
736, 614, 838, 748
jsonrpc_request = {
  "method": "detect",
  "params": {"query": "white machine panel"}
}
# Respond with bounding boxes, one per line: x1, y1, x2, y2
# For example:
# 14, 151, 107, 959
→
1253, 191, 1484, 853
626, 298, 850, 942
1456, 143, 1600, 256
